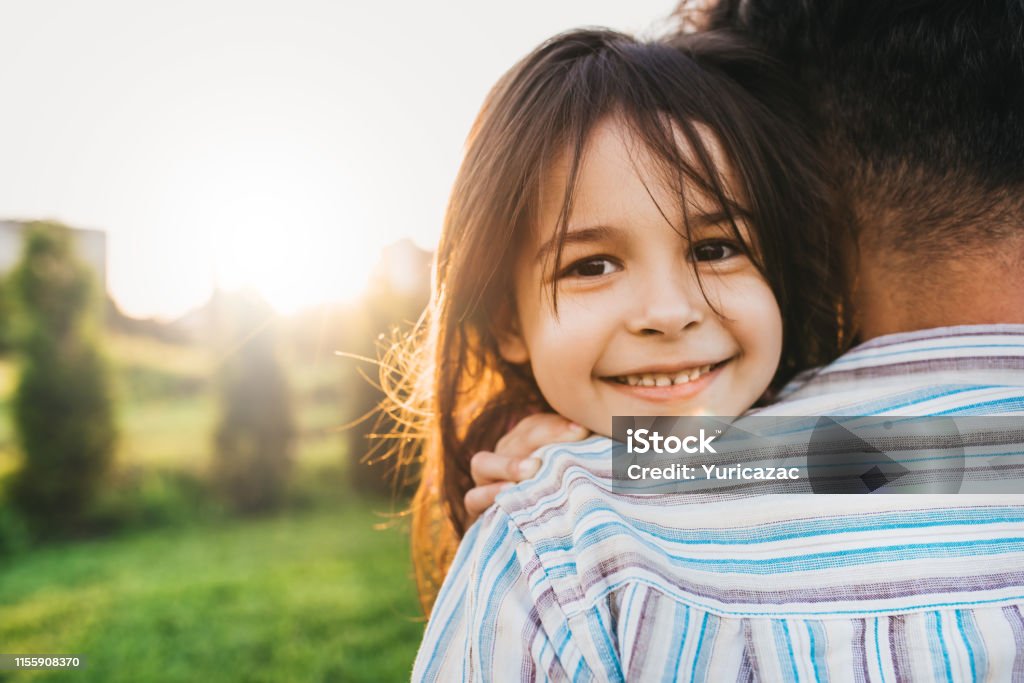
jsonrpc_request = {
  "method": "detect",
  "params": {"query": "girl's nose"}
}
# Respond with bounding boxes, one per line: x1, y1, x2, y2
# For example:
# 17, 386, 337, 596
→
625, 270, 705, 337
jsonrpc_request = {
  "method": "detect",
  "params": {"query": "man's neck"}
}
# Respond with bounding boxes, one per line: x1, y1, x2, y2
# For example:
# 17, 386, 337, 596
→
851, 244, 1024, 341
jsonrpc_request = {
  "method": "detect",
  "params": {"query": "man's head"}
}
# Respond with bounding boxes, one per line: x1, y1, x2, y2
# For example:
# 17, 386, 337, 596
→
695, 0, 1024, 338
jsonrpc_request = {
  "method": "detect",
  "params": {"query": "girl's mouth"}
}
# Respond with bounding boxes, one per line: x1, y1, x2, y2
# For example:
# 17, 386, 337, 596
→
599, 358, 731, 403
606, 359, 729, 387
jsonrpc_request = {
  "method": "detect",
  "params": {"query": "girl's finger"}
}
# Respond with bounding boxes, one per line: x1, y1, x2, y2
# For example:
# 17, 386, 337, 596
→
495, 413, 588, 456
470, 449, 542, 488
464, 482, 513, 522
470, 450, 515, 485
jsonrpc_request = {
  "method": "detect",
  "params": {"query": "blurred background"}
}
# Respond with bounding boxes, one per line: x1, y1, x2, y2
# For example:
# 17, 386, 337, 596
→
0, 1, 676, 680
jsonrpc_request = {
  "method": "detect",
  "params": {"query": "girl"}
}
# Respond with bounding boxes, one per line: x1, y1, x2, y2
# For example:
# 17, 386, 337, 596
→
384, 28, 846, 614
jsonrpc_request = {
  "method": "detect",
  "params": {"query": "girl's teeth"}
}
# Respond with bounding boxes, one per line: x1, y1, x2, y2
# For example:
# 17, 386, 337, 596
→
617, 363, 716, 387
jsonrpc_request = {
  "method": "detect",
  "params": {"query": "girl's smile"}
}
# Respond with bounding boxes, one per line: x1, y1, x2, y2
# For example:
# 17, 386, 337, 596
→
602, 358, 728, 386
600, 358, 731, 401
497, 117, 783, 436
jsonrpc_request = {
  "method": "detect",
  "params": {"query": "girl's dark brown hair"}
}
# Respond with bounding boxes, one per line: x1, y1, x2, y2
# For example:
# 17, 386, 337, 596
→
384, 28, 849, 613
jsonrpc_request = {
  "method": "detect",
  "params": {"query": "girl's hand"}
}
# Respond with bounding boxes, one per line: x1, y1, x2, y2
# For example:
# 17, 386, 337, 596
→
465, 414, 590, 523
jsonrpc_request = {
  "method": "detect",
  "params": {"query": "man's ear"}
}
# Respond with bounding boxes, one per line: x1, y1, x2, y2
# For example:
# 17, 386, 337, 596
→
493, 303, 530, 364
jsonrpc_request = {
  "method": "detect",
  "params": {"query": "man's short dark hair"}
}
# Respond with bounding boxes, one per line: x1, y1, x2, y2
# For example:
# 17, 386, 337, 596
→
695, 0, 1024, 254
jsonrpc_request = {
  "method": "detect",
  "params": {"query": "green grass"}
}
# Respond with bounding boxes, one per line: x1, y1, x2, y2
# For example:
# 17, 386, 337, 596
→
0, 328, 422, 680
114, 394, 216, 471
0, 502, 424, 682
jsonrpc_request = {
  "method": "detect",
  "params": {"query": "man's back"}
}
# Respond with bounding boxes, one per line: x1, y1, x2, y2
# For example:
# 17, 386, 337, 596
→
415, 325, 1024, 680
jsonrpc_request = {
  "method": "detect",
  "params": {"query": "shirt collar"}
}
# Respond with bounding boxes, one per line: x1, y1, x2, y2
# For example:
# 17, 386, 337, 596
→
816, 324, 1024, 379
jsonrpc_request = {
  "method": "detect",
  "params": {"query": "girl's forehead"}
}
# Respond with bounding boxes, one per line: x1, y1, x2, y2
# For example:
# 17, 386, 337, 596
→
535, 116, 745, 232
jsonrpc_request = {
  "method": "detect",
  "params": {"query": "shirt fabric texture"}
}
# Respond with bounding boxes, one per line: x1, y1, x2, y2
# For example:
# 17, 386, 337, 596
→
413, 325, 1024, 681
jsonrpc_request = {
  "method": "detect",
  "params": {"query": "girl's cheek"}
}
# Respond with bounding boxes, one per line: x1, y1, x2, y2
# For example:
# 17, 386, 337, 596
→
715, 272, 777, 314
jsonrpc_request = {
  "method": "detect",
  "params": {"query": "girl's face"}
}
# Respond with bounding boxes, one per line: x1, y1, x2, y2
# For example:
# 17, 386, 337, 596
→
498, 118, 783, 437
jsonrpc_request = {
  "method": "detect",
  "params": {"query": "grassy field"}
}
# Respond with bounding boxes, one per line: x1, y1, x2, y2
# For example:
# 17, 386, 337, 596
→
0, 324, 427, 681
0, 502, 424, 682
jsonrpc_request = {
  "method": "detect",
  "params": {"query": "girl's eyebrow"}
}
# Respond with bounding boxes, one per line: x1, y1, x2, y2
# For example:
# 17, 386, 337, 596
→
535, 225, 617, 261
687, 208, 753, 227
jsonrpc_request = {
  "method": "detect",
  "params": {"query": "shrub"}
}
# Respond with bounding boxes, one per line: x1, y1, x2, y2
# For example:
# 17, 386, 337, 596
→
212, 291, 295, 514
0, 502, 30, 558
87, 467, 217, 532
8, 222, 117, 538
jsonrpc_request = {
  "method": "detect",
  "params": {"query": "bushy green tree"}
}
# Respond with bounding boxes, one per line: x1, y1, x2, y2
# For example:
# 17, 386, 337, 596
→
9, 222, 117, 536
213, 291, 295, 514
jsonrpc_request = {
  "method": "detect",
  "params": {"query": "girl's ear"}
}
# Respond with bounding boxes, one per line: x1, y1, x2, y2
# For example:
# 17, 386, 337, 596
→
494, 304, 530, 364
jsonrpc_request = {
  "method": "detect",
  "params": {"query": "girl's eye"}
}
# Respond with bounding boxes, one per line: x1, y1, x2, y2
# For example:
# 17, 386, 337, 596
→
563, 257, 619, 278
691, 240, 740, 262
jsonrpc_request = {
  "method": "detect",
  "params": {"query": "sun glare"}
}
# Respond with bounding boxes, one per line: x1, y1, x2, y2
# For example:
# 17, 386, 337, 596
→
174, 142, 381, 316
212, 206, 376, 316
216, 228, 377, 316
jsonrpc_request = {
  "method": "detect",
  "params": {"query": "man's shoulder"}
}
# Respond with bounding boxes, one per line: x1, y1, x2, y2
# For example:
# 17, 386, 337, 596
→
479, 435, 1024, 621
489, 437, 637, 605
493, 436, 618, 530
489, 436, 726, 617
760, 324, 1024, 416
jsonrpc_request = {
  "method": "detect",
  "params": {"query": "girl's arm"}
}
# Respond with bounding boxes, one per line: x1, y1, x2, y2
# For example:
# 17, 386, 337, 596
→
464, 414, 589, 522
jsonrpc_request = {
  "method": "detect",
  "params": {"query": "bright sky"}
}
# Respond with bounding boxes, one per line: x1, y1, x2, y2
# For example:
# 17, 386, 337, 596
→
0, 0, 679, 319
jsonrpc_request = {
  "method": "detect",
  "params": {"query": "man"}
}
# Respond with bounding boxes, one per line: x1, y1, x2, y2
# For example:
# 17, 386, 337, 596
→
420, 1, 1024, 678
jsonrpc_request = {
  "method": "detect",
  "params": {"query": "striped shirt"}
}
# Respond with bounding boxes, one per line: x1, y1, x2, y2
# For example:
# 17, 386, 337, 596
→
413, 325, 1024, 681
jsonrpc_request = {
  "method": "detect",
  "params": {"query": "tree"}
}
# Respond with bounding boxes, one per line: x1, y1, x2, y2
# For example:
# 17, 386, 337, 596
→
212, 291, 295, 514
9, 222, 116, 536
